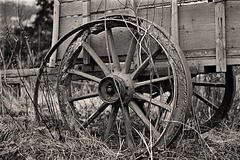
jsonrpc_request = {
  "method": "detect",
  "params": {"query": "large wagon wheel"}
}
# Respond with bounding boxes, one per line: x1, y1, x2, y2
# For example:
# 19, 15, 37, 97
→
187, 66, 236, 134
35, 15, 192, 154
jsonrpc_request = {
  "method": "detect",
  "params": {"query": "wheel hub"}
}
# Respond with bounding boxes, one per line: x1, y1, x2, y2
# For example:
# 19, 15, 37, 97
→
98, 74, 133, 104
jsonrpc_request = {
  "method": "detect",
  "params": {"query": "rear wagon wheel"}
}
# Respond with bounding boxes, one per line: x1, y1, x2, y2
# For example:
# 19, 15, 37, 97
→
188, 66, 236, 134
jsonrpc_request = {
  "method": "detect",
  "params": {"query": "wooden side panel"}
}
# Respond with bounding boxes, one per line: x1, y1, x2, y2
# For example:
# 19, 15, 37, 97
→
57, 15, 83, 60
60, 1, 82, 17
179, 3, 215, 51
90, 28, 133, 57
61, 0, 78, 2
59, 16, 83, 36
90, 0, 128, 13
49, 0, 60, 67
55, 0, 240, 68
226, 1, 240, 49
171, 0, 179, 44
215, 1, 226, 72
137, 2, 216, 52
137, 7, 171, 33
90, 9, 131, 20
225, 1, 240, 66
90, 0, 199, 13
82, 0, 91, 64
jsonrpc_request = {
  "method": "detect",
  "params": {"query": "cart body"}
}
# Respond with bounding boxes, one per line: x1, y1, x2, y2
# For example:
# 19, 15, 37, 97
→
51, 0, 240, 74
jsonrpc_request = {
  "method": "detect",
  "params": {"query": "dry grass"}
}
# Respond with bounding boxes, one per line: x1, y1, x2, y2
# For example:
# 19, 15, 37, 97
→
0, 115, 120, 160
0, 74, 240, 159
1, 115, 240, 160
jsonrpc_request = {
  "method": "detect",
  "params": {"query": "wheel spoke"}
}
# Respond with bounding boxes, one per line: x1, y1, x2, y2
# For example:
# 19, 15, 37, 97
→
123, 36, 138, 73
68, 69, 101, 83
131, 48, 162, 80
122, 105, 135, 150
133, 92, 171, 111
82, 103, 109, 128
193, 91, 219, 111
106, 28, 121, 72
104, 104, 120, 140
82, 42, 110, 75
69, 92, 99, 102
129, 101, 161, 140
134, 75, 173, 88
193, 82, 225, 87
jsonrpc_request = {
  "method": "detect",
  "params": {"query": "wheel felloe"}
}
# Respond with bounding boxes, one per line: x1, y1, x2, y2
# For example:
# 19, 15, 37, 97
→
187, 66, 236, 134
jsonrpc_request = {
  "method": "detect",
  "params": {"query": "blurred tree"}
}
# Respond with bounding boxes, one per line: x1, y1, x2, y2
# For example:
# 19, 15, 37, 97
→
0, 0, 53, 69
32, 0, 54, 54
25, 0, 54, 66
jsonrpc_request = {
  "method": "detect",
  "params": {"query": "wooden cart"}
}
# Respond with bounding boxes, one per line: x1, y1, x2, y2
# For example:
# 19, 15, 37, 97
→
31, 0, 239, 155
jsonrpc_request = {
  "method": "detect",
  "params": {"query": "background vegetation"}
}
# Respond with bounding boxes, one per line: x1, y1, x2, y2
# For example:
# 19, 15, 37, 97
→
0, 0, 53, 69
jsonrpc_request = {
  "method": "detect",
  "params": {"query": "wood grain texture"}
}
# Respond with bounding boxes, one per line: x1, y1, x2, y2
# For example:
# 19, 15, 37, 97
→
57, 15, 83, 59
179, 3, 215, 51
55, 0, 240, 71
215, 1, 226, 72
82, 0, 91, 64
60, 1, 82, 17
226, 1, 240, 48
49, 0, 60, 67
90, 0, 199, 13
171, 0, 179, 44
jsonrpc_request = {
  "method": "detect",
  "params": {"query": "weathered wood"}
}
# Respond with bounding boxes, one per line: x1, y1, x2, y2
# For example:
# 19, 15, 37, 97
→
1, 68, 40, 78
82, 0, 90, 25
226, 1, 240, 48
53, 0, 240, 74
60, 0, 82, 17
137, 6, 171, 33
61, 0, 77, 2
58, 15, 82, 59
49, 0, 60, 67
0, 68, 57, 78
2, 78, 21, 84
136, 3, 216, 51
179, 3, 215, 51
82, 0, 91, 64
90, 9, 132, 20
90, 28, 133, 57
215, 0, 226, 72
171, 0, 179, 44
59, 16, 83, 37
90, 0, 199, 14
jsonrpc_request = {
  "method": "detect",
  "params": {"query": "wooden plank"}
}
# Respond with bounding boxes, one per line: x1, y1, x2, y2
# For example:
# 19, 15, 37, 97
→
137, 2, 215, 51
0, 68, 57, 78
226, 1, 240, 49
2, 78, 21, 84
137, 6, 171, 32
1, 68, 40, 78
179, 3, 215, 51
60, 0, 82, 17
215, 1, 226, 72
90, 9, 131, 20
57, 34, 77, 60
49, 0, 60, 67
82, 0, 91, 64
90, 0, 126, 13
171, 0, 179, 44
55, 0, 240, 69
61, 0, 78, 2
90, 0, 199, 14
58, 15, 83, 60
90, 28, 133, 57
